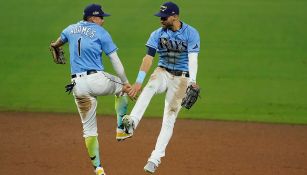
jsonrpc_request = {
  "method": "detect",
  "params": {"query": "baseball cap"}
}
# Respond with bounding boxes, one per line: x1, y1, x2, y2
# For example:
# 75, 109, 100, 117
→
154, 2, 179, 17
83, 4, 110, 18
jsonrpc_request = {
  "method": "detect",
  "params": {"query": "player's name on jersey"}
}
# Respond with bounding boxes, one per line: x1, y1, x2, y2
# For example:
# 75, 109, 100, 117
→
70, 26, 96, 38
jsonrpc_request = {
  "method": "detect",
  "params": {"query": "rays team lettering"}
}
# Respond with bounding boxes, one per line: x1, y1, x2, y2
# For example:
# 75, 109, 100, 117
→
159, 38, 187, 52
70, 26, 96, 38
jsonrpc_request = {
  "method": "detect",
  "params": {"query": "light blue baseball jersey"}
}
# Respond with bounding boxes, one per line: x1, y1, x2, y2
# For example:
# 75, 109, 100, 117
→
146, 22, 200, 71
61, 21, 118, 74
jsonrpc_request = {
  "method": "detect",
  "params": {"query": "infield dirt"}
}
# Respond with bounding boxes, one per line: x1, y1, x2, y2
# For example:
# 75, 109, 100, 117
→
0, 112, 306, 175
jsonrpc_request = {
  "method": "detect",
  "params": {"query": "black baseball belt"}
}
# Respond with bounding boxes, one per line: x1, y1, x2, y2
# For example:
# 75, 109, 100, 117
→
71, 70, 98, 78
159, 66, 189, 77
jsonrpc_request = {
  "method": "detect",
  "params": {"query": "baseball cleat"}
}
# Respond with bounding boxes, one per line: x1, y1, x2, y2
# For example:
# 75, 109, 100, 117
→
95, 166, 106, 175
144, 161, 157, 174
122, 115, 134, 135
116, 128, 133, 141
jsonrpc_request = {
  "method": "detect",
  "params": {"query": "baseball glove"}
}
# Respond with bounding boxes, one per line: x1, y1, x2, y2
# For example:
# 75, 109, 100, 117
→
181, 85, 200, 109
49, 45, 65, 64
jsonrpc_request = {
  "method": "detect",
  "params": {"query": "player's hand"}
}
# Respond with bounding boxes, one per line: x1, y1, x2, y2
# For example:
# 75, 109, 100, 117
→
189, 82, 199, 89
122, 83, 132, 94
50, 41, 56, 48
128, 83, 142, 99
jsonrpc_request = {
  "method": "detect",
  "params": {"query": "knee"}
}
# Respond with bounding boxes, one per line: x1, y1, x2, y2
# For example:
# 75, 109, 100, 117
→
75, 96, 93, 119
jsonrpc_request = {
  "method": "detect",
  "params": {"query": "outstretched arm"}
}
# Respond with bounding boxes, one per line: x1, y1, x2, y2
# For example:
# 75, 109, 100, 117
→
108, 52, 129, 84
49, 37, 66, 64
128, 54, 154, 98
138, 54, 154, 77
108, 52, 131, 94
188, 52, 199, 88
50, 37, 65, 48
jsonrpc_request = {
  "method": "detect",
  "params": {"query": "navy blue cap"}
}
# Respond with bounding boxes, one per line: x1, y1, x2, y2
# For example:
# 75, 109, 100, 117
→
83, 4, 110, 18
154, 2, 179, 17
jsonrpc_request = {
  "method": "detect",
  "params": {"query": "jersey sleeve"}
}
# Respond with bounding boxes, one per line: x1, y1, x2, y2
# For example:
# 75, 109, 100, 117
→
60, 26, 70, 43
187, 27, 200, 53
100, 30, 118, 55
145, 30, 160, 50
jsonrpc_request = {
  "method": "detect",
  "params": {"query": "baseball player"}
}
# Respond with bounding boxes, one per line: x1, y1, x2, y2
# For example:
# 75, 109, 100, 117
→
50, 4, 132, 175
123, 1, 200, 174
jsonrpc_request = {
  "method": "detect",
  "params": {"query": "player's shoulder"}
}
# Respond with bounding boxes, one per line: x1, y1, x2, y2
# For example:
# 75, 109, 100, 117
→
155, 27, 164, 33
151, 27, 162, 34
63, 21, 83, 31
181, 22, 200, 40
91, 24, 105, 33
64, 23, 77, 30
71, 20, 85, 27
87, 22, 111, 36
149, 27, 164, 37
182, 22, 199, 34
75, 21, 105, 30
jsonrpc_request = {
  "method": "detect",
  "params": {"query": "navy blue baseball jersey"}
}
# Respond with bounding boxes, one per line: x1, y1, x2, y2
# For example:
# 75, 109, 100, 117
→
146, 22, 200, 71
61, 21, 118, 74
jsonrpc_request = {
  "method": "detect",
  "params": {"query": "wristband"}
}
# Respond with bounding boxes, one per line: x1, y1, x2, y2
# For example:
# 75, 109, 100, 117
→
136, 71, 146, 84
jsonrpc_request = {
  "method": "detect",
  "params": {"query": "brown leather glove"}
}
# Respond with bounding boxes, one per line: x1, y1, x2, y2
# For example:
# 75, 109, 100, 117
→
49, 44, 65, 64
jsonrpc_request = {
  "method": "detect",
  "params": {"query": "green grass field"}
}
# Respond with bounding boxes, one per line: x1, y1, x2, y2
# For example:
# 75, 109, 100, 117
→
0, 0, 306, 124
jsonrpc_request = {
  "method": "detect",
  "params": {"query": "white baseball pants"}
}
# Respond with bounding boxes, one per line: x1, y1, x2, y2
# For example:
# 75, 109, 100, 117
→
72, 71, 123, 138
130, 67, 188, 165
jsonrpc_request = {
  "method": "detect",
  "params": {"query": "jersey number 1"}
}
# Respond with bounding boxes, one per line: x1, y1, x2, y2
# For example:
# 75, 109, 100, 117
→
77, 38, 81, 57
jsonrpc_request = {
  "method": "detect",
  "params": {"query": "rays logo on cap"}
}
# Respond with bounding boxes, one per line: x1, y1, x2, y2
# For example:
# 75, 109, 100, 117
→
160, 5, 167, 11
93, 11, 100, 15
